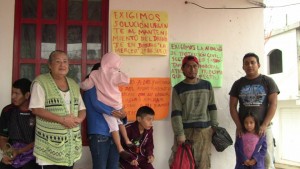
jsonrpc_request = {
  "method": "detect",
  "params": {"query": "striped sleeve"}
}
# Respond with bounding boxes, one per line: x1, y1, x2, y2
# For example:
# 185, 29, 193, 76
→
171, 88, 185, 140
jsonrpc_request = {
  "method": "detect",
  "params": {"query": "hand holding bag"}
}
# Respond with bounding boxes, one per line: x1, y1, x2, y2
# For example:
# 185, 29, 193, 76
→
170, 140, 195, 169
11, 142, 35, 168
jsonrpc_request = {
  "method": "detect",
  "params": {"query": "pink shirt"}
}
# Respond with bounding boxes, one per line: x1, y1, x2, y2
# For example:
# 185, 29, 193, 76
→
242, 132, 259, 159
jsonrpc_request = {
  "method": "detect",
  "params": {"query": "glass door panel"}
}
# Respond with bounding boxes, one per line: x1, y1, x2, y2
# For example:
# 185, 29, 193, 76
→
86, 64, 93, 74
42, 25, 57, 59
20, 64, 35, 81
67, 26, 82, 60
68, 0, 83, 20
42, 0, 57, 19
21, 24, 36, 59
22, 0, 37, 18
86, 64, 95, 74
88, 0, 102, 21
87, 26, 102, 60
40, 64, 49, 74
68, 65, 81, 82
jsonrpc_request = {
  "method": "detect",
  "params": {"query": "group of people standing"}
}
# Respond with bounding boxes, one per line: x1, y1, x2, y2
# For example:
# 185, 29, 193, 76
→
0, 50, 155, 169
0, 50, 279, 169
169, 53, 279, 169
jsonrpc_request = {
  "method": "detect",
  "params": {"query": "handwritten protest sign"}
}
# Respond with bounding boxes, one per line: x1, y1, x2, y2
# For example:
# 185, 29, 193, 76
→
111, 10, 168, 56
119, 78, 171, 121
170, 43, 223, 87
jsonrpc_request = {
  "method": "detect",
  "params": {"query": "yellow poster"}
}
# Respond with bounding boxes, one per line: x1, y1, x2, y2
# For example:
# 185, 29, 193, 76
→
111, 10, 168, 56
119, 78, 171, 121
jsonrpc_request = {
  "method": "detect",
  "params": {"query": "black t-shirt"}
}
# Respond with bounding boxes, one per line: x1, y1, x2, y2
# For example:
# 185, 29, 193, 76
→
229, 75, 280, 124
0, 104, 36, 144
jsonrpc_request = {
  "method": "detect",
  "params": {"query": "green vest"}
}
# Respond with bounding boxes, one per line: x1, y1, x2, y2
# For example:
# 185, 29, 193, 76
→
33, 73, 82, 166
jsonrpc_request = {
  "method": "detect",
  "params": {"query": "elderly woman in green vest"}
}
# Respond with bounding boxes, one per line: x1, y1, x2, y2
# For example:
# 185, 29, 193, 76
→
29, 50, 86, 169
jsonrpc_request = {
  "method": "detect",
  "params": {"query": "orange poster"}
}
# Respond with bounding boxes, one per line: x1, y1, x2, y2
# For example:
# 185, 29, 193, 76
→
119, 78, 171, 121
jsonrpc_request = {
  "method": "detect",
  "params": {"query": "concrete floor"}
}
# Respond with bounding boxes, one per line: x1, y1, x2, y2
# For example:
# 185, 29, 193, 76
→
275, 163, 300, 169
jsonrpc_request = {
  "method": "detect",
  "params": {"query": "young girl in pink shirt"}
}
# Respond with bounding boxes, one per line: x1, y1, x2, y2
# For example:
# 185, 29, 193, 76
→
234, 112, 267, 169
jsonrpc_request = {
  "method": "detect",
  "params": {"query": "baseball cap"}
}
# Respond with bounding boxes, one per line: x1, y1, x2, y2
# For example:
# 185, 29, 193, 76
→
182, 55, 199, 66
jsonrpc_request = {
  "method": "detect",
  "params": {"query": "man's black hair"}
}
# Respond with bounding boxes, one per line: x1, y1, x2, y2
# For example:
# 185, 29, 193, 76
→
12, 78, 32, 95
136, 106, 155, 118
243, 53, 260, 64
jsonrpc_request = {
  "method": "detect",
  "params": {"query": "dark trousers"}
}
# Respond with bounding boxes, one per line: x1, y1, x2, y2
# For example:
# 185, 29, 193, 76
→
40, 165, 73, 169
0, 160, 41, 169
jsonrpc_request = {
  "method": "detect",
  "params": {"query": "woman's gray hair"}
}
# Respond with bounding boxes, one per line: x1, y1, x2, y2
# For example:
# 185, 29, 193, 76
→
48, 50, 67, 63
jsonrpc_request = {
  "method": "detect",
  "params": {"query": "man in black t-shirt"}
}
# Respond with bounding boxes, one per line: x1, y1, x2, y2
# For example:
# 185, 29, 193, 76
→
0, 78, 40, 169
229, 53, 280, 169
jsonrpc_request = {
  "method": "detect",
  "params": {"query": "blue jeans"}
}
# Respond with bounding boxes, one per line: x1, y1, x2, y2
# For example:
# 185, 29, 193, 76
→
88, 134, 119, 169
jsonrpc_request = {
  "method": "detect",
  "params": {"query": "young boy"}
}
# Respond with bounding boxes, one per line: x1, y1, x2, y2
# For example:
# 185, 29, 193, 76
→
119, 106, 155, 169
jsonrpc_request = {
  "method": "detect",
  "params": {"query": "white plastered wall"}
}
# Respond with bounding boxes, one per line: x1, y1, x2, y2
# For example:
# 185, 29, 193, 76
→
0, 0, 265, 168
0, 0, 14, 111
264, 27, 300, 166
264, 29, 298, 100
0, 0, 15, 161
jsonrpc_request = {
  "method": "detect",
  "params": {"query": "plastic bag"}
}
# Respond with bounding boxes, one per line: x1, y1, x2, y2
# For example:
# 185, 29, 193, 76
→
212, 127, 233, 152
11, 142, 35, 168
